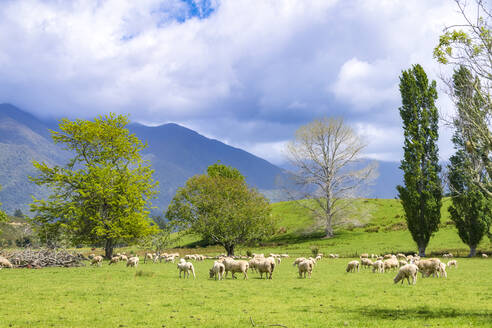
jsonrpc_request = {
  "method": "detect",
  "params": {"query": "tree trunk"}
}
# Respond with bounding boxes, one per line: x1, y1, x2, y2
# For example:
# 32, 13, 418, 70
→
324, 195, 334, 238
324, 225, 334, 238
468, 246, 477, 257
418, 245, 426, 257
105, 238, 114, 259
225, 244, 235, 257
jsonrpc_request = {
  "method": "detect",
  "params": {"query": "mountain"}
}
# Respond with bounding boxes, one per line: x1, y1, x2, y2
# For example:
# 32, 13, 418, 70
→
0, 104, 286, 214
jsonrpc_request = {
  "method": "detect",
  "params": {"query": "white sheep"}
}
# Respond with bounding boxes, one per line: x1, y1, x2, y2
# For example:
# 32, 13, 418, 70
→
396, 253, 407, 261
222, 258, 249, 279
108, 256, 120, 265
393, 264, 418, 285
372, 260, 384, 273
280, 253, 289, 258
298, 260, 314, 278
360, 253, 369, 259
447, 260, 458, 268
383, 257, 399, 272
398, 260, 408, 267
256, 258, 276, 279
119, 254, 128, 262
315, 255, 322, 261
144, 252, 154, 264
482, 253, 488, 258
436, 262, 447, 278
126, 256, 139, 268
91, 255, 103, 267
361, 258, 373, 269
177, 260, 196, 279
292, 257, 306, 266
0, 257, 13, 268
209, 261, 225, 280
346, 260, 359, 273
414, 258, 440, 277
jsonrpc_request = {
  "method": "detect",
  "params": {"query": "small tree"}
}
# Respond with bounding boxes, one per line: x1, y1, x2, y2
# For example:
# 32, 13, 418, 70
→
285, 118, 378, 238
13, 209, 24, 218
0, 185, 8, 234
448, 66, 491, 256
30, 114, 158, 258
397, 64, 443, 257
166, 163, 274, 256
140, 217, 174, 260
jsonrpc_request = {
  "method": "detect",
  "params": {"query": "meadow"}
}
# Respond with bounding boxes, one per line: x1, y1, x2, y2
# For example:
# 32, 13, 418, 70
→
1, 198, 491, 327
0, 257, 491, 327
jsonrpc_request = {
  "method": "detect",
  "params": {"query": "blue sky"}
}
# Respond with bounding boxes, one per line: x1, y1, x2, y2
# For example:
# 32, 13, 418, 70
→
0, 0, 470, 165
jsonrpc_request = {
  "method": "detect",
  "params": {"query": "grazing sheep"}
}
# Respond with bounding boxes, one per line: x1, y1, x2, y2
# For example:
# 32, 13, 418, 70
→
108, 256, 120, 265
396, 253, 407, 261
414, 258, 440, 277
372, 260, 384, 273
383, 254, 394, 260
298, 259, 314, 278
165, 256, 176, 263
248, 258, 260, 273
119, 255, 128, 262
371, 254, 377, 259
144, 253, 154, 264
126, 256, 139, 268
482, 253, 488, 258
447, 260, 458, 268
308, 257, 317, 265
383, 257, 399, 272
0, 257, 13, 268
346, 260, 359, 273
88, 254, 95, 260
293, 257, 306, 266
256, 258, 276, 279
376, 256, 384, 261
177, 260, 196, 279
361, 258, 373, 269
222, 258, 249, 279
252, 253, 264, 259
443, 253, 453, 258
91, 256, 103, 267
209, 261, 225, 280
280, 253, 289, 258
275, 257, 282, 265
394, 264, 418, 285
399, 260, 408, 267
360, 253, 369, 259
315, 255, 322, 261
437, 262, 447, 278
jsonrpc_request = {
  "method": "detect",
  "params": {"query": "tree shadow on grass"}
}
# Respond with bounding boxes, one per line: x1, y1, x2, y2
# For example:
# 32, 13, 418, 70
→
348, 305, 492, 322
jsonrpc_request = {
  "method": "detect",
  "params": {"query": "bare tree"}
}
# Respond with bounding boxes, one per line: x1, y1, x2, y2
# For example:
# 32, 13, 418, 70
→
285, 118, 378, 238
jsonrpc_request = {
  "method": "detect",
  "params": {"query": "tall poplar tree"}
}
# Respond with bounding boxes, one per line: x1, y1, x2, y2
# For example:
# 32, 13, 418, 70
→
397, 64, 442, 257
448, 66, 491, 257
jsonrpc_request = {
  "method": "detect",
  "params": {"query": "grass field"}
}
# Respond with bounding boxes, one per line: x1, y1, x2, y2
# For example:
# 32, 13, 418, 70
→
1, 257, 491, 327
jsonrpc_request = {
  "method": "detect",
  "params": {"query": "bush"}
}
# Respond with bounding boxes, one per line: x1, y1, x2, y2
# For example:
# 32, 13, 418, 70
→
311, 246, 319, 257
364, 226, 380, 233
246, 250, 252, 257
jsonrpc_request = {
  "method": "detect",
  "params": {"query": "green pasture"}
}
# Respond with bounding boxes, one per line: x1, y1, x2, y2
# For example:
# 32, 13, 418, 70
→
0, 257, 491, 327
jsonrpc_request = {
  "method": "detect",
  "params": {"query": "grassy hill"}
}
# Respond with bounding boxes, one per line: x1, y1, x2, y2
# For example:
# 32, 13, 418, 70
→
171, 198, 492, 257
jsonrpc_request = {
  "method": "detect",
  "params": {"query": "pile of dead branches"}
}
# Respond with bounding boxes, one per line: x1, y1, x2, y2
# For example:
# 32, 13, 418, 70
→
0, 249, 88, 268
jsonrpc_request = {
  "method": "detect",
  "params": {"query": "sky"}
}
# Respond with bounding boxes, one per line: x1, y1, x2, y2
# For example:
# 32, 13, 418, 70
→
0, 0, 471, 165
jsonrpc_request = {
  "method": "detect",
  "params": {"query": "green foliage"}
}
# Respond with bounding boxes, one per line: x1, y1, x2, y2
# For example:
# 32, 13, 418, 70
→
30, 114, 158, 258
397, 64, 442, 256
166, 163, 274, 255
140, 217, 174, 255
0, 185, 8, 233
448, 66, 492, 256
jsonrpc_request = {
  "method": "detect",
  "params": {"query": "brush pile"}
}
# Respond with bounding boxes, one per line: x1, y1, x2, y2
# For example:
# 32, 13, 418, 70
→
0, 249, 87, 268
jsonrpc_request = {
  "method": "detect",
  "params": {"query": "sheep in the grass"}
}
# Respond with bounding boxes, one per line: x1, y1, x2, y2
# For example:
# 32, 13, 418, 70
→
346, 260, 359, 273
119, 254, 128, 262
393, 264, 418, 285
415, 258, 440, 277
482, 253, 488, 258
275, 257, 282, 265
329, 254, 336, 258
0, 257, 13, 268
108, 256, 120, 265
437, 262, 447, 278
126, 256, 139, 268
308, 257, 317, 265
372, 260, 384, 273
298, 259, 314, 278
383, 254, 393, 260
361, 258, 373, 269
88, 254, 95, 260
280, 254, 289, 258
293, 257, 306, 266
443, 253, 453, 258
165, 256, 176, 263
383, 257, 399, 272
256, 258, 276, 279
91, 255, 103, 267
447, 260, 458, 268
315, 255, 322, 262
209, 261, 225, 280
252, 253, 264, 259
177, 260, 196, 279
144, 253, 154, 264
360, 253, 369, 259
396, 253, 407, 261
222, 258, 249, 279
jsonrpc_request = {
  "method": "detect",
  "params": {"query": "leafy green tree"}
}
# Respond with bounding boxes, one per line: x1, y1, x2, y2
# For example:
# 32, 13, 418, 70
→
434, 0, 491, 197
397, 64, 443, 257
448, 66, 491, 256
13, 209, 24, 218
30, 114, 158, 258
166, 163, 274, 256
0, 185, 8, 233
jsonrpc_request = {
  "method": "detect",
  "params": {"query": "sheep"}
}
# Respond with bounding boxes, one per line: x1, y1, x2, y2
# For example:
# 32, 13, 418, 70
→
275, 257, 282, 265
398, 260, 408, 267
0, 257, 13, 268
482, 253, 488, 258
383, 257, 399, 272
443, 253, 453, 258
280, 253, 289, 258
119, 255, 128, 262
396, 253, 407, 261
252, 253, 264, 259
88, 254, 95, 260
177, 260, 196, 279
393, 264, 418, 285
108, 256, 120, 265
346, 260, 359, 273
447, 260, 458, 268
383, 254, 394, 260
329, 254, 336, 258
371, 254, 378, 259
256, 258, 276, 279
185, 254, 196, 261
222, 258, 249, 279
91, 255, 103, 267
372, 260, 384, 273
315, 255, 322, 262
298, 259, 314, 278
126, 256, 139, 268
414, 258, 440, 278
437, 262, 447, 278
248, 258, 260, 273
165, 256, 176, 263
308, 257, 317, 265
361, 258, 373, 269
293, 257, 306, 266
144, 253, 154, 264
360, 253, 369, 259
209, 261, 225, 280
376, 256, 384, 261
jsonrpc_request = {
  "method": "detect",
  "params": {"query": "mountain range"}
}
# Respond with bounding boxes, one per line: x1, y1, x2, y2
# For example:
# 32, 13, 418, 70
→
0, 103, 402, 215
